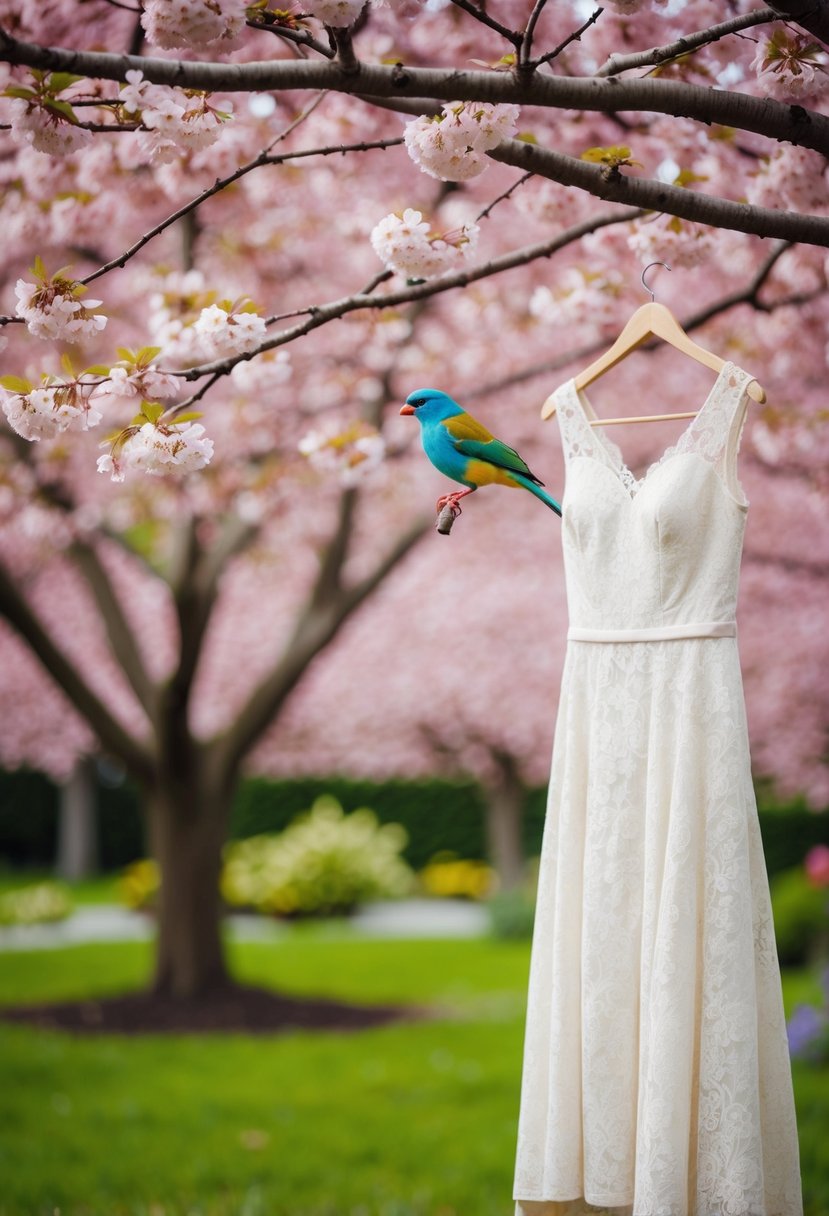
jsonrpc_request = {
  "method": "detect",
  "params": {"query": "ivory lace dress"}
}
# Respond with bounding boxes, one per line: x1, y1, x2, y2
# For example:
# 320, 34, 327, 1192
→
513, 364, 802, 1216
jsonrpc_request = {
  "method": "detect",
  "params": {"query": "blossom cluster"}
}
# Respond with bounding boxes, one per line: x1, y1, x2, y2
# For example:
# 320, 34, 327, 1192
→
1, 377, 102, 442
140, 0, 247, 49
530, 265, 626, 336
751, 30, 828, 100
120, 71, 232, 162
747, 146, 829, 213
299, 420, 385, 486
98, 420, 214, 482
143, 271, 268, 368
193, 304, 268, 360
93, 361, 180, 411
370, 208, 479, 280
15, 272, 107, 344
404, 102, 520, 181
627, 214, 717, 269
8, 94, 90, 156
303, 0, 366, 26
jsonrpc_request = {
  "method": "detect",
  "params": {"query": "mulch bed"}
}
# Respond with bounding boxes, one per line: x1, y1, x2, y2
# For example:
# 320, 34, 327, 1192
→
0, 985, 433, 1036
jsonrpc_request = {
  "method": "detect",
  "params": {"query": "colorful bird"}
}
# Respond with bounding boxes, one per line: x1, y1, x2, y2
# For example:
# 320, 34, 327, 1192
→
400, 388, 562, 517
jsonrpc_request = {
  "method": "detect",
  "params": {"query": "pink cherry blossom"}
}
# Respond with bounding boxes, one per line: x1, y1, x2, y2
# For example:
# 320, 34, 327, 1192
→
97, 420, 214, 481
14, 276, 107, 342
371, 208, 479, 279
304, 0, 367, 26
8, 95, 91, 156
2, 381, 102, 441
804, 845, 829, 888
299, 420, 386, 486
140, 0, 247, 50
193, 304, 267, 359
751, 29, 828, 100
404, 102, 520, 182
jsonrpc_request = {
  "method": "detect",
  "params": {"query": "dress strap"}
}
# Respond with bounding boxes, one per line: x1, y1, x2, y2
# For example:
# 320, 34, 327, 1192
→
551, 380, 617, 473
668, 363, 754, 504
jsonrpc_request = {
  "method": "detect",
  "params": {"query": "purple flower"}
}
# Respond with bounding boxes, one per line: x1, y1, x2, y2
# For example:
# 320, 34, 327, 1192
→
787, 1003, 827, 1060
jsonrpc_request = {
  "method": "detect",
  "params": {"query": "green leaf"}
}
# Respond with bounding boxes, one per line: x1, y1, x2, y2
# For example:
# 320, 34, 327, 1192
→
32, 254, 47, 281
580, 144, 632, 164
516, 131, 537, 144
43, 98, 79, 124
141, 401, 164, 424
673, 168, 709, 188
130, 413, 147, 427
83, 364, 112, 377
172, 411, 203, 424
136, 346, 162, 364
60, 352, 76, 378
3, 86, 36, 100
0, 375, 33, 394
48, 72, 85, 93
116, 346, 137, 363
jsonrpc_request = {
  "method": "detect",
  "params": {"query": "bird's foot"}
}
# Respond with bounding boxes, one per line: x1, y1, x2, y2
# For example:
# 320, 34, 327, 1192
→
435, 492, 467, 516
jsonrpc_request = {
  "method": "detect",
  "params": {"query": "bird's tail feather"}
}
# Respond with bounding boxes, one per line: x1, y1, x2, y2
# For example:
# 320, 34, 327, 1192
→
515, 474, 562, 517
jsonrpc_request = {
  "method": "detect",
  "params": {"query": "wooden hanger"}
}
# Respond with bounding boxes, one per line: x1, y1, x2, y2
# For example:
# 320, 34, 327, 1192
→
541, 263, 765, 424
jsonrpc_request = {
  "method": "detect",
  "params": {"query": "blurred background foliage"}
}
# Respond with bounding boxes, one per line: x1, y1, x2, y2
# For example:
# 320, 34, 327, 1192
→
2, 767, 827, 877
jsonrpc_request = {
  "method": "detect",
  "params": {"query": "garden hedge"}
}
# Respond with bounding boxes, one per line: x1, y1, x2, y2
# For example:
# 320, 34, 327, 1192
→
0, 768, 825, 878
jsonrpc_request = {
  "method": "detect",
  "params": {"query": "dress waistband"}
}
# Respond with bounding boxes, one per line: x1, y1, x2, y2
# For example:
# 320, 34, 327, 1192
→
568, 621, 737, 643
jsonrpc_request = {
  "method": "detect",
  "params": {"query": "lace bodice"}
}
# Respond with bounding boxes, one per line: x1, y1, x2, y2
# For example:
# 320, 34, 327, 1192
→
552, 363, 754, 633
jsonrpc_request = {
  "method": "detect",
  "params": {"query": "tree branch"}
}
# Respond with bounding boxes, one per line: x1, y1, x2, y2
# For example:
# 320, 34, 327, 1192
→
81, 135, 403, 287
172, 207, 644, 383
448, 0, 521, 46
596, 8, 778, 76
160, 514, 257, 736
2, 34, 828, 155
309, 487, 358, 610
520, 0, 551, 67
532, 6, 604, 71
0, 560, 154, 781
246, 16, 335, 59
766, 0, 829, 45
488, 138, 829, 245
213, 512, 430, 780
71, 540, 156, 716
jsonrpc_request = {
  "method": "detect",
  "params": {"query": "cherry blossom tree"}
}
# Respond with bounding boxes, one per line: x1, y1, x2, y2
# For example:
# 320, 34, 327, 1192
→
0, 0, 827, 994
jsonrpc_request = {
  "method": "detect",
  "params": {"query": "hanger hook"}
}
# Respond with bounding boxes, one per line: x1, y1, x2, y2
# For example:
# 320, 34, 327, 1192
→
641, 261, 672, 302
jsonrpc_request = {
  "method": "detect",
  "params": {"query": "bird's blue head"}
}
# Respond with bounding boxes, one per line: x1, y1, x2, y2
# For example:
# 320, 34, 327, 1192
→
400, 388, 462, 424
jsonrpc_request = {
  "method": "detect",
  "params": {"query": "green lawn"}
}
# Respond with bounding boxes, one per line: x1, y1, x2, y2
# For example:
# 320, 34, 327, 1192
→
0, 938, 825, 1216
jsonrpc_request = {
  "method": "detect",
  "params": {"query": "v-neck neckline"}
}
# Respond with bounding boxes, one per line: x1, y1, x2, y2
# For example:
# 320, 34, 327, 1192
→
561, 361, 739, 496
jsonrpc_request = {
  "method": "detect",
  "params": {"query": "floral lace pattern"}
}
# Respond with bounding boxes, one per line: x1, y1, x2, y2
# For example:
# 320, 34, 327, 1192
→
513, 365, 802, 1216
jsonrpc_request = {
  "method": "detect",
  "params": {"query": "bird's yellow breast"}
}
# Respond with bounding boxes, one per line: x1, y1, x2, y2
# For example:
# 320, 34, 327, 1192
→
465, 459, 520, 488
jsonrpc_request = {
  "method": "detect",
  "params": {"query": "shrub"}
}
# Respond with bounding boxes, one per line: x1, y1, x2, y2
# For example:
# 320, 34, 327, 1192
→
221, 796, 415, 917
487, 857, 540, 940
119, 859, 160, 910
0, 881, 72, 925
771, 864, 829, 967
417, 851, 498, 900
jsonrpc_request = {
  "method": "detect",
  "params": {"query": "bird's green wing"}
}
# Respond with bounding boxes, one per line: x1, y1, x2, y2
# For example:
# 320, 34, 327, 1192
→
442, 412, 544, 484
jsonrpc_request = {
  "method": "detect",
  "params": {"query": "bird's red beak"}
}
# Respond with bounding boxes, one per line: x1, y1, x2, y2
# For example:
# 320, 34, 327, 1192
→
400, 403, 415, 415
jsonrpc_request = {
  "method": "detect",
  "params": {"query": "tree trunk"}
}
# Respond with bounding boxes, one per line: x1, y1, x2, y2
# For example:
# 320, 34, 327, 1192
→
56, 756, 98, 880
145, 778, 235, 998
483, 753, 526, 892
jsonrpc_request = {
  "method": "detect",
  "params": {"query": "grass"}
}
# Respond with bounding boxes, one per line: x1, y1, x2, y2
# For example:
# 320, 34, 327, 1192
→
0, 938, 826, 1216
